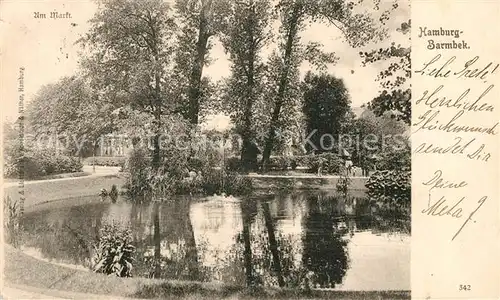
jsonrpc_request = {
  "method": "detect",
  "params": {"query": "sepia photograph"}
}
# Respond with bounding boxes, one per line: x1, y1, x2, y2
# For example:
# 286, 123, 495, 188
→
2, 0, 411, 299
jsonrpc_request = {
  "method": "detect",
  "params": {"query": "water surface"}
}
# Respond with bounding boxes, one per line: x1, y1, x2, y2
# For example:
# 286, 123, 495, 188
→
21, 191, 410, 291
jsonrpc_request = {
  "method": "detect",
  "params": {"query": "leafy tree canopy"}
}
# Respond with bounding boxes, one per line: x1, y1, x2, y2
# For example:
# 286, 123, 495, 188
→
360, 16, 411, 124
302, 71, 352, 153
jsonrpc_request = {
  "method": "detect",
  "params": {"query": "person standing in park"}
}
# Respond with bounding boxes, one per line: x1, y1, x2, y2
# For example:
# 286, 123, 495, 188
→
341, 149, 353, 175
345, 156, 353, 175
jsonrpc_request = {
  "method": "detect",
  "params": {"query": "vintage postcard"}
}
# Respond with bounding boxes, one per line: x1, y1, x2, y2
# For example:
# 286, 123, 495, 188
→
0, 0, 497, 299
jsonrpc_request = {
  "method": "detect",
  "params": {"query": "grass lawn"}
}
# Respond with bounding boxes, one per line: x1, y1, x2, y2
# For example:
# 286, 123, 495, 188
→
4, 245, 410, 300
4, 174, 125, 209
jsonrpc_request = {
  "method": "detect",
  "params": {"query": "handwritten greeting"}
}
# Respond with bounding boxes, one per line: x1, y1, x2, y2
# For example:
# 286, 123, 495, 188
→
414, 27, 498, 241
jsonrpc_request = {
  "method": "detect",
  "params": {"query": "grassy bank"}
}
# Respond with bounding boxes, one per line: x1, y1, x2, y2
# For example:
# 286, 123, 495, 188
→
3, 174, 125, 209
4, 246, 409, 300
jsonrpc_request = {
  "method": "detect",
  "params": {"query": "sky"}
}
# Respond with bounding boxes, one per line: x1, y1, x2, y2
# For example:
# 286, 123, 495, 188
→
1, 0, 410, 127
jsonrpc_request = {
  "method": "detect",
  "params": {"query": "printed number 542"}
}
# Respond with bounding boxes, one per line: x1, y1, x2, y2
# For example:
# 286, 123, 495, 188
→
459, 284, 471, 291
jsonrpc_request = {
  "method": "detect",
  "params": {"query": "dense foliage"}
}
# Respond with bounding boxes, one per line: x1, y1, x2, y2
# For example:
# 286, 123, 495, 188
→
365, 138, 411, 232
302, 72, 352, 153
220, 0, 272, 172
365, 170, 411, 232
27, 76, 115, 158
4, 121, 83, 179
124, 136, 254, 199
4, 148, 83, 180
195, 170, 254, 196
80, 0, 177, 170
260, 0, 400, 169
123, 147, 153, 198
376, 145, 411, 172
84, 156, 126, 167
361, 18, 411, 124
92, 223, 136, 277
172, 0, 229, 125
304, 153, 342, 175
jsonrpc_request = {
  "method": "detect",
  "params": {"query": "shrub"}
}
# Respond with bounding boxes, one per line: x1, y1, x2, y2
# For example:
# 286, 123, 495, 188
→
91, 223, 135, 277
196, 170, 253, 196
149, 144, 193, 200
123, 141, 254, 198
365, 170, 411, 232
225, 156, 241, 172
305, 153, 342, 175
109, 184, 119, 202
3, 161, 18, 178
187, 157, 204, 172
292, 155, 312, 168
123, 148, 151, 197
4, 148, 83, 180
180, 151, 253, 196
85, 156, 127, 167
366, 170, 411, 204
15, 152, 42, 179
376, 147, 411, 171
268, 156, 291, 171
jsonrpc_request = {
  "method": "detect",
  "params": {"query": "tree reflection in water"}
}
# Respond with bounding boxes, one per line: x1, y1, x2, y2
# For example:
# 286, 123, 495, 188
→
130, 198, 203, 280
302, 193, 350, 289
225, 193, 350, 289
261, 201, 285, 287
241, 199, 258, 286
20, 203, 106, 268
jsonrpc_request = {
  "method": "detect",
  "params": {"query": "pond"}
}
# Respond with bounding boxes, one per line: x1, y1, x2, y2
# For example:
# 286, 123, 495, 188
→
20, 190, 410, 291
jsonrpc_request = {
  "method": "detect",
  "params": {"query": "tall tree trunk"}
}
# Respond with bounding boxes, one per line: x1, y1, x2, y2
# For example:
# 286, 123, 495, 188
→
188, 4, 211, 126
152, 130, 161, 171
152, 45, 162, 171
240, 18, 257, 173
261, 201, 285, 287
240, 90, 256, 172
92, 141, 98, 173
260, 5, 301, 172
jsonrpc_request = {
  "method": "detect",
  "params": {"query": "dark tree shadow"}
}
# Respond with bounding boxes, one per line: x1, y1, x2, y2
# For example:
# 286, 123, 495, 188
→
302, 193, 350, 288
